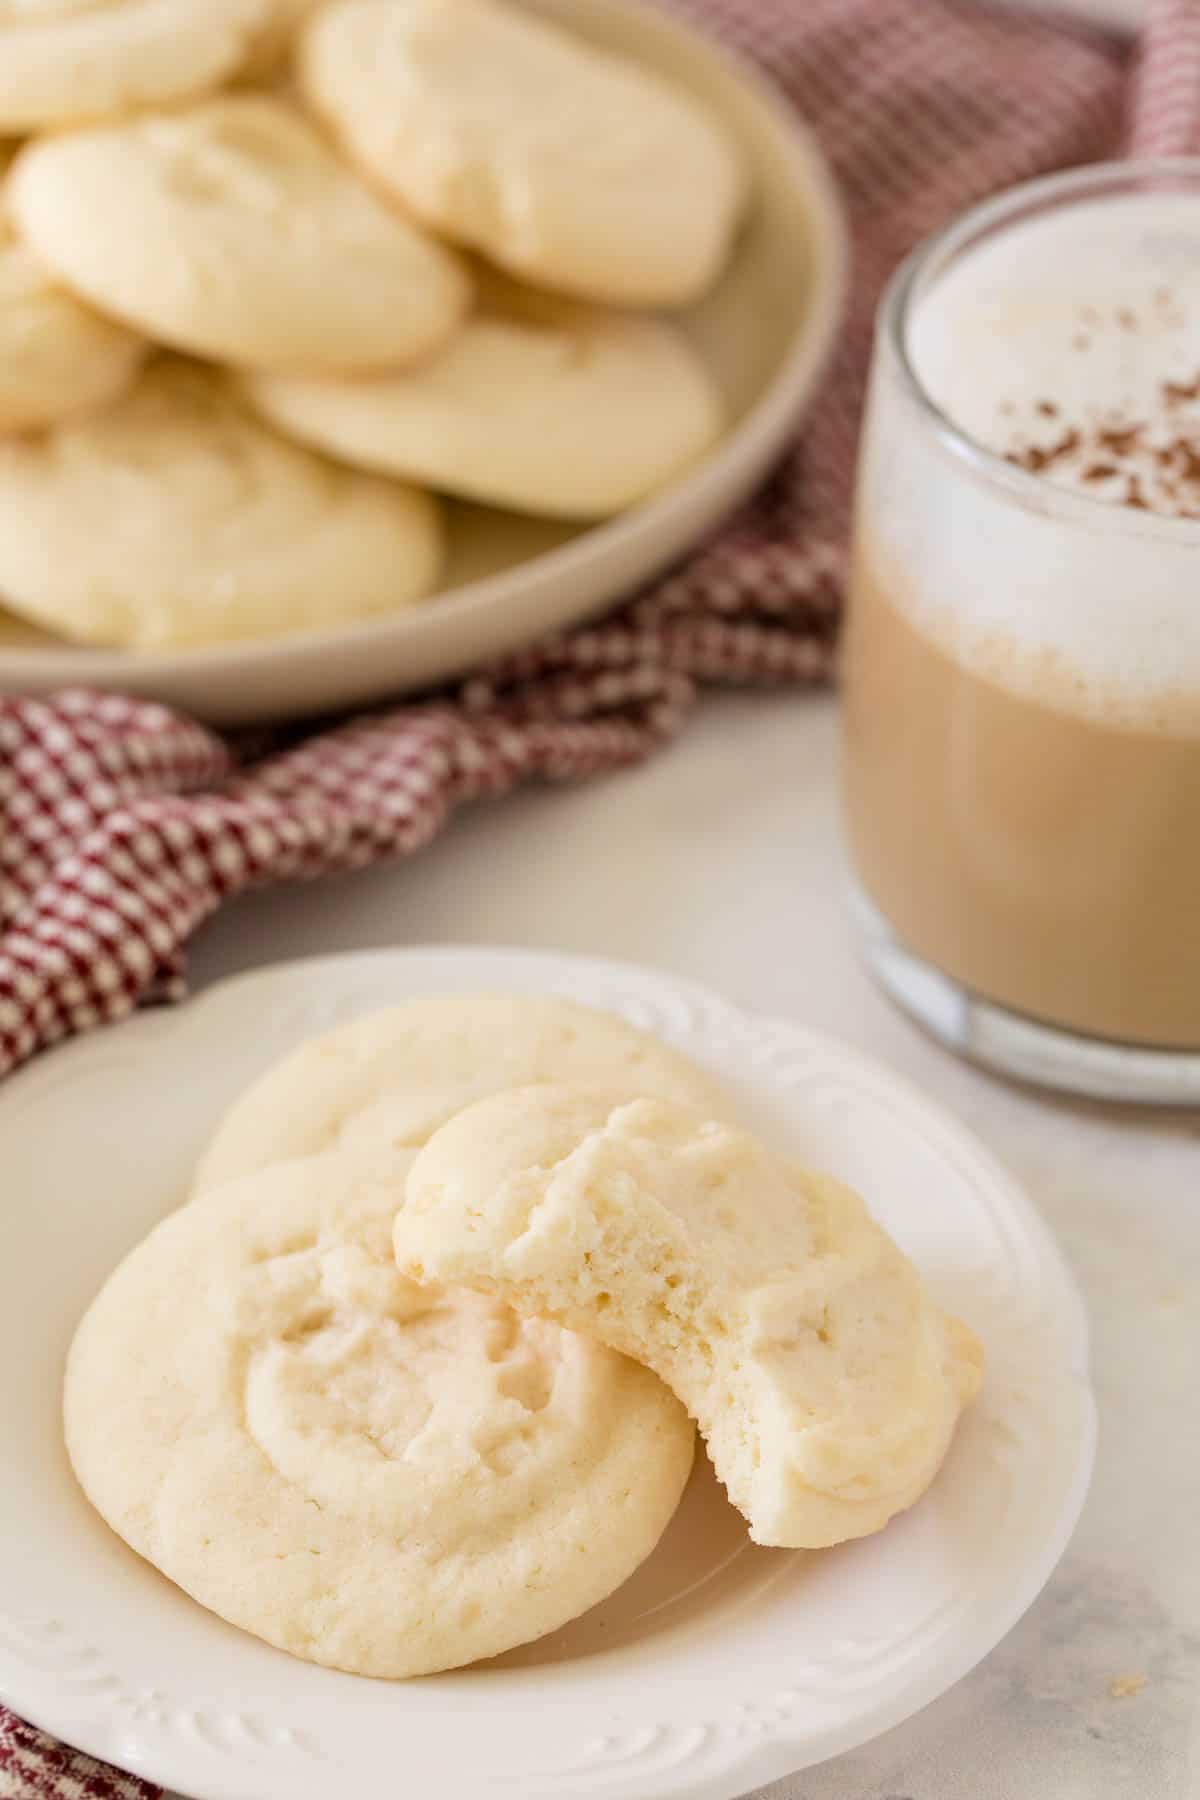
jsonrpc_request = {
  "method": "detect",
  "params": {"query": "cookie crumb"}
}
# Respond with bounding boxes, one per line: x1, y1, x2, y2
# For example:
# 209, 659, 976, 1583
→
1109, 1674, 1147, 1699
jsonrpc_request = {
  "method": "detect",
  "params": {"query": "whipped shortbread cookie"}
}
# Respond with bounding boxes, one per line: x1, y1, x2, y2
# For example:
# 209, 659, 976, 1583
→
0, 0, 273, 133
245, 268, 724, 518
195, 992, 727, 1194
8, 97, 470, 372
0, 154, 143, 431
0, 358, 443, 649
395, 1087, 984, 1550
66, 1149, 694, 1676
300, 0, 744, 307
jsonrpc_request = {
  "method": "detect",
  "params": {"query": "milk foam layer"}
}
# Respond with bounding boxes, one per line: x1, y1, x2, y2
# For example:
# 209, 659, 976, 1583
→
868, 193, 1200, 731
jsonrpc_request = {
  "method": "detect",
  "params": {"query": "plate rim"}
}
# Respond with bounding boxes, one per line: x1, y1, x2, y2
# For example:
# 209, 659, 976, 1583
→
0, 946, 1097, 1800
0, 0, 849, 721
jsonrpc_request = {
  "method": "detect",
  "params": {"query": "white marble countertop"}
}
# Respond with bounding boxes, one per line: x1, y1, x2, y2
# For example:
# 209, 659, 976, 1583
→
184, 689, 1199, 1800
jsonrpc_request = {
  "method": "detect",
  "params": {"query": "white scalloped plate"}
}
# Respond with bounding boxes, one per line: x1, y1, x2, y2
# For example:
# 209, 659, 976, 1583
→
0, 948, 1094, 1800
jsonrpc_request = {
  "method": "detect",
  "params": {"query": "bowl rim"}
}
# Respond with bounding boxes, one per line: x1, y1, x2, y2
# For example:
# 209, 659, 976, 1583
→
0, 0, 849, 694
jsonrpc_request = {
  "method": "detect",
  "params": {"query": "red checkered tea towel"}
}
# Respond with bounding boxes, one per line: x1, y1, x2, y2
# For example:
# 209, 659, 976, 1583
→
2, 0, 1184, 1794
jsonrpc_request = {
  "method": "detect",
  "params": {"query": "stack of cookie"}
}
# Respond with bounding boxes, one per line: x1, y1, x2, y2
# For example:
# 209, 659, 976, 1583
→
0, 0, 745, 651
66, 995, 983, 1677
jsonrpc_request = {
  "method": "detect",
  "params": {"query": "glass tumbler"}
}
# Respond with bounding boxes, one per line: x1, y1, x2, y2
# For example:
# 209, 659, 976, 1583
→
841, 161, 1200, 1103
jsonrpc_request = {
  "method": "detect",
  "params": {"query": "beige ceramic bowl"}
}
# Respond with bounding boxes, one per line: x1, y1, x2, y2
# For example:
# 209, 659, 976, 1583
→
0, 0, 847, 724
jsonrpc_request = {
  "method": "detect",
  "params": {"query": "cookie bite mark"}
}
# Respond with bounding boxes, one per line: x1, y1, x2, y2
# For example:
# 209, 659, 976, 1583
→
396, 1087, 983, 1550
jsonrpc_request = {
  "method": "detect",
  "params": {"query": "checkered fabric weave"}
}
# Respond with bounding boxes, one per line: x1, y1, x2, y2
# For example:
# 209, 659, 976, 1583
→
0, 1713, 152, 1800
1, 0, 1182, 1792
1132, 0, 1200, 154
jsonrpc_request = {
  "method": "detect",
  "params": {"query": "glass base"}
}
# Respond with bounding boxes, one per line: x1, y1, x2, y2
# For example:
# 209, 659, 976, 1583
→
851, 885, 1200, 1106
